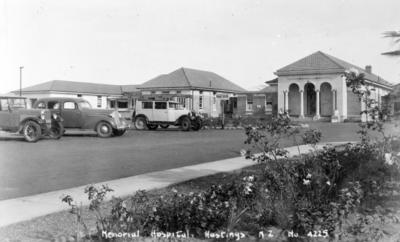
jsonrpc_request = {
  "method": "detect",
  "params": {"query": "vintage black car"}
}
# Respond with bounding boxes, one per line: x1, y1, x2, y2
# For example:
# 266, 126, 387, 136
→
33, 97, 128, 137
0, 96, 63, 142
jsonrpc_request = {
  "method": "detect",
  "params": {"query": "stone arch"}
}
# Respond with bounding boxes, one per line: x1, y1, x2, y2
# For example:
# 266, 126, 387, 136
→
320, 82, 333, 116
304, 83, 316, 116
288, 83, 300, 116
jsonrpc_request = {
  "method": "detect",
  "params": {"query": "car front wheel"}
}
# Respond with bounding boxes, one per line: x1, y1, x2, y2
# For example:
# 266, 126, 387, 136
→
96, 121, 113, 138
134, 117, 147, 130
181, 117, 191, 131
23, 121, 42, 142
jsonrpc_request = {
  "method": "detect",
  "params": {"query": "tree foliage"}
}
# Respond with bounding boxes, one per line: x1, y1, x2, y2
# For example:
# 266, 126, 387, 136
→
382, 30, 400, 56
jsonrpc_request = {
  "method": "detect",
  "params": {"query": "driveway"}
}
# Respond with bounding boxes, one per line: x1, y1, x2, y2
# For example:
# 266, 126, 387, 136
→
0, 123, 364, 200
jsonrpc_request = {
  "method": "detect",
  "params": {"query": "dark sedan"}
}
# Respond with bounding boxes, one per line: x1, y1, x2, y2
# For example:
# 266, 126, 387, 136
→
33, 97, 128, 137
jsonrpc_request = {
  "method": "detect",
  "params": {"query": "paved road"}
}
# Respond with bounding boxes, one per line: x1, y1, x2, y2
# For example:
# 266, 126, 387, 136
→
0, 123, 366, 200
0, 129, 250, 200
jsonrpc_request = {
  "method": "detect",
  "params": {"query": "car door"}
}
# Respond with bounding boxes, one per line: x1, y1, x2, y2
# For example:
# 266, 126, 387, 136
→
61, 101, 82, 128
0, 99, 11, 129
153, 102, 168, 121
47, 100, 61, 116
140, 101, 154, 121
167, 102, 178, 122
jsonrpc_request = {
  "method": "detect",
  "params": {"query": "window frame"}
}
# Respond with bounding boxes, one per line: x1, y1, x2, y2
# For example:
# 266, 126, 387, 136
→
63, 101, 77, 110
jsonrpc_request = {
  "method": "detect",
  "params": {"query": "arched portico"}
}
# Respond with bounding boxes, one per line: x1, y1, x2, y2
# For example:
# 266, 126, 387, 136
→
320, 82, 333, 116
288, 83, 300, 116
282, 80, 339, 120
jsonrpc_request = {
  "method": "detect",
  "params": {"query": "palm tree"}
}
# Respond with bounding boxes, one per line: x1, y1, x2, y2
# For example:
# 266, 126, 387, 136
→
382, 31, 400, 56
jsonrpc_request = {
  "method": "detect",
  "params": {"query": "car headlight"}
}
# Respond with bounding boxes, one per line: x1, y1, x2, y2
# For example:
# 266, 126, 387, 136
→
40, 110, 46, 120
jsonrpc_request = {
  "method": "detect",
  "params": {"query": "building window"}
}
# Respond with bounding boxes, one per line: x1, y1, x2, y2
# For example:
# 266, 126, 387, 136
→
151, 91, 156, 94
199, 96, 203, 109
176, 97, 186, 108
199, 91, 203, 94
161, 91, 169, 94
246, 95, 253, 111
394, 102, 400, 114
97, 96, 102, 108
212, 97, 217, 111
77, 94, 82, 97
110, 100, 115, 108
176, 90, 181, 94
117, 100, 128, 109
265, 101, 273, 112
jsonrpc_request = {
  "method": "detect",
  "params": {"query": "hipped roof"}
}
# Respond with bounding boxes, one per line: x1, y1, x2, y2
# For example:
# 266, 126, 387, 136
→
139, 67, 247, 93
275, 51, 393, 88
13, 80, 140, 95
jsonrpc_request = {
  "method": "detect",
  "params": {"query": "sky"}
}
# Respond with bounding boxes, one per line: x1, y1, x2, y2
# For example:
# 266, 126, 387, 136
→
1, 0, 399, 94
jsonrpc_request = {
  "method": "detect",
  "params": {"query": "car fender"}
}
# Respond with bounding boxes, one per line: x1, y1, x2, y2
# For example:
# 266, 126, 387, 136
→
80, 115, 114, 130
176, 115, 190, 125
18, 117, 42, 133
133, 114, 148, 123
92, 118, 117, 131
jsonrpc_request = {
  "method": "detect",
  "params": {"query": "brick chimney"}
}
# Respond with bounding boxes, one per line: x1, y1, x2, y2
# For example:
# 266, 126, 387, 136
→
365, 65, 372, 74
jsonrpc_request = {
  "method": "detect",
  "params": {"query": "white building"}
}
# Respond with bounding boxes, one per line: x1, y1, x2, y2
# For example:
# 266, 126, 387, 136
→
274, 51, 393, 122
137, 67, 247, 117
13, 80, 140, 116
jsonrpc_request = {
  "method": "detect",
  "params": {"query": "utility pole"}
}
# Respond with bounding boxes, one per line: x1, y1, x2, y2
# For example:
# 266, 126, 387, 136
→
19, 66, 24, 96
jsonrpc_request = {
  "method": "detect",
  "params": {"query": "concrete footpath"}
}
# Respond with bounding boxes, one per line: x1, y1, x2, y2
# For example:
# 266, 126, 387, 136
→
0, 142, 349, 228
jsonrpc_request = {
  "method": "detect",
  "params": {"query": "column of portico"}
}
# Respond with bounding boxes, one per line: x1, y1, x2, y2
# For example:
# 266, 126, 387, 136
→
332, 89, 336, 111
314, 89, 320, 119
299, 89, 304, 118
283, 90, 288, 113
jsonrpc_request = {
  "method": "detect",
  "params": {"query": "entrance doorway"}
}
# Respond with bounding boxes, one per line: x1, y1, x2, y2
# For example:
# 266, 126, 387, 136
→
304, 83, 316, 116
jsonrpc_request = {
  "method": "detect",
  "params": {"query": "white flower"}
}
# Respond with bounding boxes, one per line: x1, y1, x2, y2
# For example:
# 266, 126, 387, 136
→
306, 173, 312, 179
303, 179, 311, 185
171, 188, 178, 193
326, 181, 331, 186
121, 200, 127, 208
248, 175, 254, 182
385, 153, 394, 165
240, 149, 247, 157
244, 185, 252, 194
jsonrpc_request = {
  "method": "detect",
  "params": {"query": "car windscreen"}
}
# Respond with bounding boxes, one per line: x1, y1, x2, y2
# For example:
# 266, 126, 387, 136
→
9, 98, 26, 109
0, 99, 9, 111
78, 101, 92, 109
